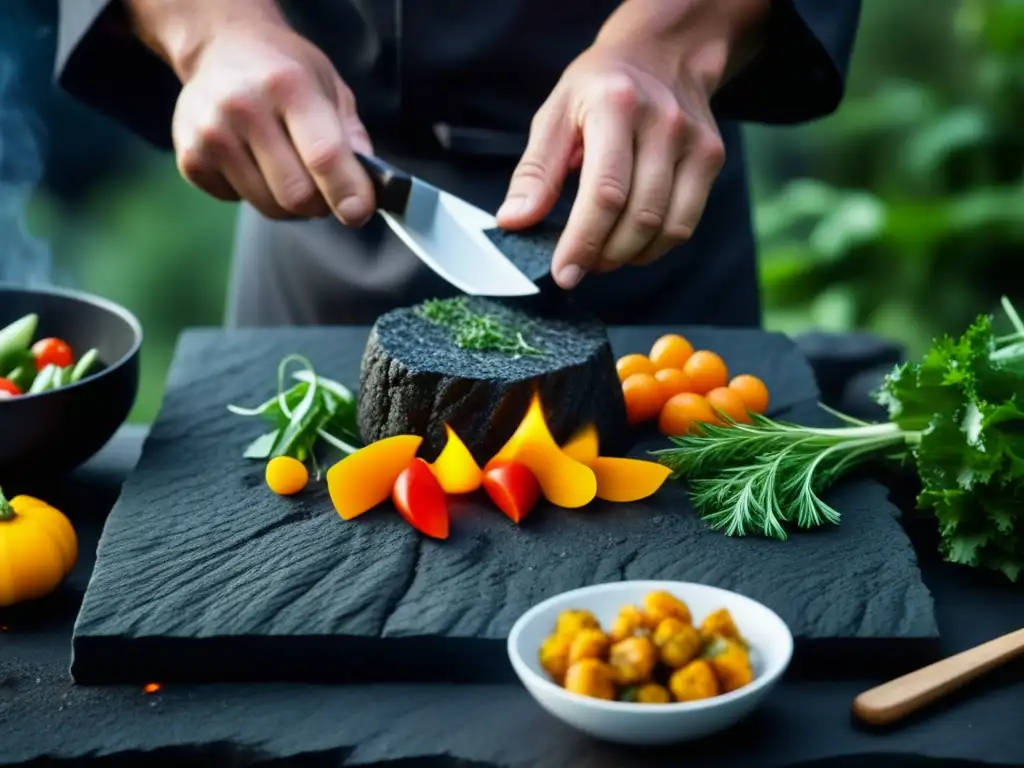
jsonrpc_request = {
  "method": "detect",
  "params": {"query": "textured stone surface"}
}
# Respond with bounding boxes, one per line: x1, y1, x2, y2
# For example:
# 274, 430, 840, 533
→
484, 223, 561, 285
357, 298, 628, 462
70, 326, 938, 686
5, 428, 1022, 768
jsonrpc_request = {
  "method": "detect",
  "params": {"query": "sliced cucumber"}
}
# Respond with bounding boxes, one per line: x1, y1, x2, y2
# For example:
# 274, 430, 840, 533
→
0, 313, 38, 372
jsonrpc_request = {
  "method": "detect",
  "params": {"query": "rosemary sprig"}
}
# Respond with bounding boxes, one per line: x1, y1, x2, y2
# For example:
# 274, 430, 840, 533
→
416, 297, 542, 356
651, 413, 915, 540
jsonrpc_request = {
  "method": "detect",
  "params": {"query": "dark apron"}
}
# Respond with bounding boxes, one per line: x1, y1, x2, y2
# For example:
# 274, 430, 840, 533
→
225, 0, 761, 328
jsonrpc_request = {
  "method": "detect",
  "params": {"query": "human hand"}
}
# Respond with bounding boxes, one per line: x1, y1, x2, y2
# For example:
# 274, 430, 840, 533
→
497, 0, 768, 289
167, 10, 375, 224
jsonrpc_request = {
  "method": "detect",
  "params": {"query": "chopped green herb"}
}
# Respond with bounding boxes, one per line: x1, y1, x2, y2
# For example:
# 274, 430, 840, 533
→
416, 297, 542, 356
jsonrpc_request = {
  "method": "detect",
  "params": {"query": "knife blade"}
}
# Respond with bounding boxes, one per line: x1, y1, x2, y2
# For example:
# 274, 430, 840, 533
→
355, 153, 540, 297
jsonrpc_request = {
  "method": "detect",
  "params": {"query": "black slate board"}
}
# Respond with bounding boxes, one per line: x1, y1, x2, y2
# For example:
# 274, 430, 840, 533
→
70, 326, 938, 685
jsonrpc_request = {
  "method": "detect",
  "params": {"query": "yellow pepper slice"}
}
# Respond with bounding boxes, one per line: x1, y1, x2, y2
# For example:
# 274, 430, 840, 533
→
488, 394, 596, 509
327, 435, 423, 520
431, 424, 483, 494
562, 424, 599, 464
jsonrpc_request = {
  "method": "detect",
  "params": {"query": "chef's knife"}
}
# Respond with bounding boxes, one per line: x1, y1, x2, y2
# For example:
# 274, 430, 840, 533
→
355, 153, 540, 297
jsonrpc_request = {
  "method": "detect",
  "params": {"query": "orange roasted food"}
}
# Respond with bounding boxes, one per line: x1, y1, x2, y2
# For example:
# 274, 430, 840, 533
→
621, 373, 666, 426
649, 334, 694, 370
683, 350, 729, 395
616, 354, 656, 382
538, 592, 755, 704
658, 392, 718, 436
728, 374, 770, 414
705, 386, 751, 425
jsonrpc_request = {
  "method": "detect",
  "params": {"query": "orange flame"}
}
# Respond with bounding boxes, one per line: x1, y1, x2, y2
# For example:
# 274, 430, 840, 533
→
142, 682, 162, 694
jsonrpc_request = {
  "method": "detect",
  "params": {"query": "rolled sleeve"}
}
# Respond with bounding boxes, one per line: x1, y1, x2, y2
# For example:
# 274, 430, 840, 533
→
711, 0, 863, 124
55, 0, 179, 150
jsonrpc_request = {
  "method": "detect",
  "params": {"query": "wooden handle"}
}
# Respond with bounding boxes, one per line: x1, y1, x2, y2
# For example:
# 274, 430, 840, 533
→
852, 627, 1024, 726
355, 153, 413, 214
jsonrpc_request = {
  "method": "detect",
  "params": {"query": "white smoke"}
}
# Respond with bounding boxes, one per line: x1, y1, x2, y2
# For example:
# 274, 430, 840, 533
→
0, 56, 52, 287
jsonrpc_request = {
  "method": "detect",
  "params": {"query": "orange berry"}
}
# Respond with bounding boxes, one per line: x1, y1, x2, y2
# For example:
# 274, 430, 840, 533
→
649, 334, 694, 371
682, 351, 729, 395
658, 393, 718, 436
265, 456, 309, 495
728, 374, 770, 414
622, 373, 666, 426
654, 368, 693, 398
617, 354, 656, 383
705, 387, 751, 425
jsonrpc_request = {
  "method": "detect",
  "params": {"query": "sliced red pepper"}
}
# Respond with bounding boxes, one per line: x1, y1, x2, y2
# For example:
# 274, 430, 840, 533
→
482, 460, 541, 524
392, 458, 450, 539
0, 378, 21, 397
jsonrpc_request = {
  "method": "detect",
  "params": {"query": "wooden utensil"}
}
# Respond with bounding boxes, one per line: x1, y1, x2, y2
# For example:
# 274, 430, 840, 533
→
852, 627, 1024, 726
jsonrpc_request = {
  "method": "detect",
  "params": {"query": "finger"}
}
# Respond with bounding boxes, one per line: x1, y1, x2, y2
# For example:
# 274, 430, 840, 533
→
550, 90, 636, 289
496, 99, 577, 229
183, 168, 242, 203
245, 115, 330, 218
222, 146, 298, 220
598, 115, 680, 268
173, 111, 243, 202
283, 91, 375, 226
631, 129, 725, 267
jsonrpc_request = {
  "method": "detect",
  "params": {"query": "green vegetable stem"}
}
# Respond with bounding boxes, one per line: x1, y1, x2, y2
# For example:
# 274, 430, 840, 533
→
227, 354, 363, 473
653, 296, 1024, 582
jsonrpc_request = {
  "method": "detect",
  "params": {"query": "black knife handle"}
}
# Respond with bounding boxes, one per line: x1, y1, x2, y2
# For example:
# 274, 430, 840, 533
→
355, 153, 412, 214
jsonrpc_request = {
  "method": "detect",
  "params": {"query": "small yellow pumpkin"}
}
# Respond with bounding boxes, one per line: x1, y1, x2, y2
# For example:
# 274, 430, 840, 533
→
0, 487, 78, 608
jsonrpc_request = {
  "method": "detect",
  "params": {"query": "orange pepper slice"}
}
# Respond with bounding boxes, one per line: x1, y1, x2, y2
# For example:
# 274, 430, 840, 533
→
431, 424, 483, 494
326, 435, 423, 520
589, 457, 672, 503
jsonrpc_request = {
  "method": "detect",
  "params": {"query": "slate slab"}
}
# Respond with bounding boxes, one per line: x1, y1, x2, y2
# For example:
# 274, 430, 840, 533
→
70, 326, 938, 685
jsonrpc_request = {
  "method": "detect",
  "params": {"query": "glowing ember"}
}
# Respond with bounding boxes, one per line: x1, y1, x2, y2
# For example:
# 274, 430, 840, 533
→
142, 682, 161, 694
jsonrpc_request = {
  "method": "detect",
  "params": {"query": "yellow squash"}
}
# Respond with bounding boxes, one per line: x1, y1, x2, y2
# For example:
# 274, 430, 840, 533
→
0, 487, 78, 608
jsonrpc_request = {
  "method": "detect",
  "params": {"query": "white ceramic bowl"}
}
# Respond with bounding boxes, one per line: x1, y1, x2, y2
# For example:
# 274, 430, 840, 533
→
507, 580, 793, 746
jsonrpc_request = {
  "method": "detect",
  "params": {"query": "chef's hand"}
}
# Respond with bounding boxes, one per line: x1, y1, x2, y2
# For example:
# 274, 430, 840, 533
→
497, 0, 769, 289
128, 0, 375, 224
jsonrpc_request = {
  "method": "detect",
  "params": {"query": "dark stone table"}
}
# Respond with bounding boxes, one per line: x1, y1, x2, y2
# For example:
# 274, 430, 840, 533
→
3, 326, 1024, 768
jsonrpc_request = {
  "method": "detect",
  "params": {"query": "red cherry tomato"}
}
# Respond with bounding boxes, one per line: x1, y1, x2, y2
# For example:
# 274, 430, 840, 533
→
0, 378, 21, 397
392, 458, 450, 539
482, 460, 541, 524
32, 337, 74, 371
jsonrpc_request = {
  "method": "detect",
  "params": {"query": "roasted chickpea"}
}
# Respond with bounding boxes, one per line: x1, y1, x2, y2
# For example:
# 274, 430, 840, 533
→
539, 633, 573, 682
609, 636, 658, 685
634, 683, 672, 704
643, 590, 692, 626
569, 628, 610, 665
564, 658, 617, 700
700, 607, 742, 642
609, 604, 647, 641
555, 609, 600, 638
707, 638, 754, 693
669, 659, 720, 702
652, 617, 702, 668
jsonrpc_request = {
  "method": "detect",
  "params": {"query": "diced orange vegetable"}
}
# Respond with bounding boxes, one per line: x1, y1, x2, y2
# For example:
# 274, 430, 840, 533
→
649, 334, 694, 370
562, 424, 599, 464
488, 394, 596, 509
326, 435, 423, 520
728, 374, 770, 414
590, 457, 672, 502
622, 373, 666, 425
705, 387, 751, 425
616, 354, 656, 382
431, 424, 483, 494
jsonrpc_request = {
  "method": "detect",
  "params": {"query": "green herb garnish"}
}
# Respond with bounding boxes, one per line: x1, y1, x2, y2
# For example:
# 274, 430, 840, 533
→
227, 354, 363, 475
416, 297, 542, 356
652, 296, 1024, 582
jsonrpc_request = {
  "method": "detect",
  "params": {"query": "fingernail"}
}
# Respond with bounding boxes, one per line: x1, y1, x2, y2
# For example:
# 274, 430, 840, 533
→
337, 196, 370, 226
497, 196, 527, 221
556, 264, 584, 289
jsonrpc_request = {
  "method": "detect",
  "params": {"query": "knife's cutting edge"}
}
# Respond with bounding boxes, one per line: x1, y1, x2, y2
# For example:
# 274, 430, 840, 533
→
378, 184, 540, 297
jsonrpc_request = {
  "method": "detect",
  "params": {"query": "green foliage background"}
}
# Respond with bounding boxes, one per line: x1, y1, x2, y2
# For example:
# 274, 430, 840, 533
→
25, 0, 1024, 424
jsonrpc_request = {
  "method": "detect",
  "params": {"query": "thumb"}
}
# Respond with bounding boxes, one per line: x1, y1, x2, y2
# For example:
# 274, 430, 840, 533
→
497, 105, 576, 229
